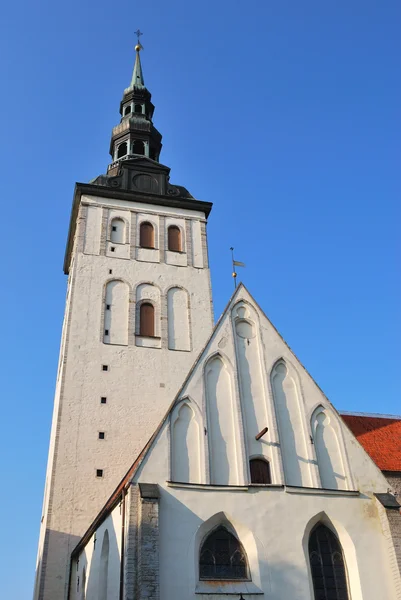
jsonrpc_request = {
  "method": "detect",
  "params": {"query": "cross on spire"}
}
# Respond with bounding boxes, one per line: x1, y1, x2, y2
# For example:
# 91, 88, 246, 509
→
135, 29, 143, 44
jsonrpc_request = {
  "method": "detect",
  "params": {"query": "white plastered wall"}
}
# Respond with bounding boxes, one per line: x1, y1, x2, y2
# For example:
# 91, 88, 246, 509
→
35, 194, 214, 600
132, 284, 399, 599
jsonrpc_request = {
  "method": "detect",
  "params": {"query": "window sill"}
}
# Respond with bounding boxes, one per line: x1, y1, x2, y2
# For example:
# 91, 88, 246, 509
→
195, 581, 263, 595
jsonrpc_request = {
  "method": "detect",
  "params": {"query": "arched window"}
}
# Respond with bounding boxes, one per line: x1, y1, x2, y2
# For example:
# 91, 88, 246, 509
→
110, 218, 126, 244
134, 104, 142, 114
309, 525, 349, 600
117, 142, 127, 158
250, 458, 271, 484
140, 302, 155, 337
124, 106, 131, 116
139, 221, 155, 248
199, 526, 249, 580
132, 140, 145, 155
168, 225, 182, 252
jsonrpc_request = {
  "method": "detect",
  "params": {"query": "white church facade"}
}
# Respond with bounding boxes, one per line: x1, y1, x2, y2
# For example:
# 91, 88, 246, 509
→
34, 43, 401, 600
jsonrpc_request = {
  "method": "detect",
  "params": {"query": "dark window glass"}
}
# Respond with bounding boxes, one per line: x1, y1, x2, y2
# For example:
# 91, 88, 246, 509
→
117, 142, 127, 158
99, 432, 105, 440
100, 397, 107, 404
132, 140, 145, 155
199, 527, 248, 580
250, 458, 271, 484
102, 365, 108, 371
309, 525, 349, 600
96, 469, 103, 477
168, 226, 182, 252
140, 303, 155, 337
139, 222, 155, 248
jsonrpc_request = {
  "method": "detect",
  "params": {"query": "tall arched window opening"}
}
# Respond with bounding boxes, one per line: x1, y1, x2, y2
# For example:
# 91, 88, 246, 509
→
140, 303, 155, 337
309, 524, 349, 600
139, 222, 155, 248
132, 140, 145, 155
117, 142, 127, 158
98, 530, 109, 600
199, 527, 249, 580
124, 106, 131, 116
110, 218, 126, 244
168, 225, 182, 252
250, 458, 271, 484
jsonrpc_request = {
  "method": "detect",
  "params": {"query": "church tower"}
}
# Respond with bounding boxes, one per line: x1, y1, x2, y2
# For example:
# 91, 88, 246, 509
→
34, 42, 214, 600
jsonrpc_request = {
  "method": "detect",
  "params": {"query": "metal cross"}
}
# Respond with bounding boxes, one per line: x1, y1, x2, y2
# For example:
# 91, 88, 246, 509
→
135, 29, 143, 43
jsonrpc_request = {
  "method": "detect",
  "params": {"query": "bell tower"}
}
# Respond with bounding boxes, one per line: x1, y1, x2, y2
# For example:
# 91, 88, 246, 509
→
34, 42, 214, 600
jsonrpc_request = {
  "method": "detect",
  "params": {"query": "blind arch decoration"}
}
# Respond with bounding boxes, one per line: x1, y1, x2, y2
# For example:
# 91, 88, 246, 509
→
168, 225, 182, 252
139, 302, 155, 337
139, 221, 155, 249
199, 526, 249, 581
309, 524, 350, 600
249, 458, 271, 484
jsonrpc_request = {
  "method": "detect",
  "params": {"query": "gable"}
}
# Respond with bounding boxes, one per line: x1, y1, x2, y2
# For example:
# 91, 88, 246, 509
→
136, 284, 389, 494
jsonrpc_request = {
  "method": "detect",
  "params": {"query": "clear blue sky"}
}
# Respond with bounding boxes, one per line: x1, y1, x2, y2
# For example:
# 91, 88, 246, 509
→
0, 1, 399, 597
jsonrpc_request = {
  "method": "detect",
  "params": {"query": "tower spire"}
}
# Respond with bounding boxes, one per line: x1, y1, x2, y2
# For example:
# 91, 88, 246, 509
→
130, 39, 145, 88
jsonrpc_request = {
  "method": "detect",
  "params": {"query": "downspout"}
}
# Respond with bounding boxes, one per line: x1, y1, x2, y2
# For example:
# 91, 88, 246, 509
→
119, 489, 127, 600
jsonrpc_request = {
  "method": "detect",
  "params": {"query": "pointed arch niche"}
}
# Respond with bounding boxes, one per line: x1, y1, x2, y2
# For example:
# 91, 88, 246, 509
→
167, 287, 190, 351
98, 530, 109, 600
171, 400, 202, 483
232, 301, 270, 465
271, 360, 312, 487
103, 280, 129, 345
205, 355, 239, 485
311, 406, 348, 490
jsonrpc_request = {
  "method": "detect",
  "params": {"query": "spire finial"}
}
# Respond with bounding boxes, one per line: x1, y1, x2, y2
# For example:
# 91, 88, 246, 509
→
134, 29, 143, 52
130, 31, 145, 88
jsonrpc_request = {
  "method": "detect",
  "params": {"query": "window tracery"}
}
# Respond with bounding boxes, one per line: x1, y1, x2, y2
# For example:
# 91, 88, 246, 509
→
199, 527, 249, 580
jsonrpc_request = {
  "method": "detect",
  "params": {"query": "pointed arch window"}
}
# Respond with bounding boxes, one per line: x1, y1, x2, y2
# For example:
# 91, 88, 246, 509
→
199, 526, 249, 580
309, 524, 349, 600
139, 221, 155, 248
250, 458, 271, 484
140, 302, 155, 337
168, 225, 182, 252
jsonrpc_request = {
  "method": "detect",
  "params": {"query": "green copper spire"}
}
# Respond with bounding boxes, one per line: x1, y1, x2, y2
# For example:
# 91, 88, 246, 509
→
130, 43, 145, 89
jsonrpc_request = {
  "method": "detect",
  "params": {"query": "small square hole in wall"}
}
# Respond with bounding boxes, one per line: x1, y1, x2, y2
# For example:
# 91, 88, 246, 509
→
106, 304, 111, 310
96, 469, 103, 478
109, 269, 113, 274
100, 397, 107, 404
111, 247, 115, 252
112, 226, 117, 231
98, 432, 105, 440
105, 329, 109, 336
102, 365, 108, 371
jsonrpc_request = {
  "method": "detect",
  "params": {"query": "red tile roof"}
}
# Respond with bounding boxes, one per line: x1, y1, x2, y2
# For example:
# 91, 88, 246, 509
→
341, 414, 401, 472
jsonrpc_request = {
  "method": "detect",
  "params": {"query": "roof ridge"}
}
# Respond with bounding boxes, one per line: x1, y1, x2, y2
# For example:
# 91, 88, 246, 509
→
340, 411, 401, 420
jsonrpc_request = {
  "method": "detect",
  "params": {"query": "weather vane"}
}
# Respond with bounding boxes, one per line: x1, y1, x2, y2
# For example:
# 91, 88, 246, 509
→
230, 247, 246, 290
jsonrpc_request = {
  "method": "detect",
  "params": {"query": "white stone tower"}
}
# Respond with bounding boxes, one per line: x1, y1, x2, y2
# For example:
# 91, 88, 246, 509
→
34, 43, 214, 600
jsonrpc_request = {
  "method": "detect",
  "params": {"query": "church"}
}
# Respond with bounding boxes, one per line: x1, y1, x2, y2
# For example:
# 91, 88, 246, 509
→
34, 41, 401, 600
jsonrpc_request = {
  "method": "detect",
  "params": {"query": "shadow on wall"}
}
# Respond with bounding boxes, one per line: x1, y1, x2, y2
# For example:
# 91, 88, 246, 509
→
75, 518, 120, 600
33, 529, 81, 600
